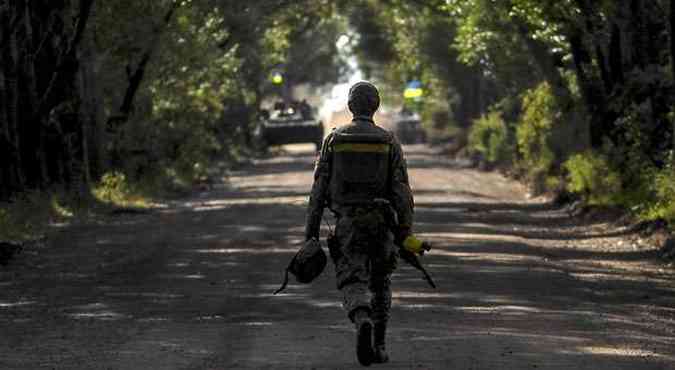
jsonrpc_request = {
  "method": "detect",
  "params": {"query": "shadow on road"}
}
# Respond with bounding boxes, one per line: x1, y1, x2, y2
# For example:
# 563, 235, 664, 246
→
1, 147, 674, 369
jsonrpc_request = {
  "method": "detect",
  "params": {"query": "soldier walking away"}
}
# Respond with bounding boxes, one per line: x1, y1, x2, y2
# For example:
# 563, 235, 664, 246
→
305, 81, 417, 366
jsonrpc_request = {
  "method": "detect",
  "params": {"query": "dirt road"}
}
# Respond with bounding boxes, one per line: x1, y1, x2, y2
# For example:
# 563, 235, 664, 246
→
2, 144, 675, 369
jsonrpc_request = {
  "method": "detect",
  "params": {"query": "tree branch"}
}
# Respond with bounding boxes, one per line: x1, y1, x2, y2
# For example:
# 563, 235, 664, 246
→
108, 1, 180, 127
35, 0, 95, 119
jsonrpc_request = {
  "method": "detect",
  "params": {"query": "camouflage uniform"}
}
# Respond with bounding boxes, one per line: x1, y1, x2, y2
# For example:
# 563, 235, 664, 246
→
305, 116, 414, 325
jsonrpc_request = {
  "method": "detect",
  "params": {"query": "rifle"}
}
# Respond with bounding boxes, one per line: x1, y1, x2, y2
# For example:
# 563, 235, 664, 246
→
373, 199, 437, 289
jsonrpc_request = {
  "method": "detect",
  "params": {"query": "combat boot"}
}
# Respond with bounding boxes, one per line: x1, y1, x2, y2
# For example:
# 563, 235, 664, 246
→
373, 322, 389, 363
353, 309, 374, 366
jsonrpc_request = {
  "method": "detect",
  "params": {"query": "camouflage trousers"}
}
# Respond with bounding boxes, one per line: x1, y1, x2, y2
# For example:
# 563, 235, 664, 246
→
329, 211, 398, 324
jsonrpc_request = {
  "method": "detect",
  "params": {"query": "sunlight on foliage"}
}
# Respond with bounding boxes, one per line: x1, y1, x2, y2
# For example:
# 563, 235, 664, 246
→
0, 192, 76, 242
564, 152, 622, 205
647, 167, 675, 223
93, 173, 151, 209
516, 82, 557, 179
468, 111, 513, 165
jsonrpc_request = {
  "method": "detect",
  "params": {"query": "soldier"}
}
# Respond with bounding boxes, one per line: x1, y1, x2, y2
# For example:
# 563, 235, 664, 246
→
305, 81, 415, 366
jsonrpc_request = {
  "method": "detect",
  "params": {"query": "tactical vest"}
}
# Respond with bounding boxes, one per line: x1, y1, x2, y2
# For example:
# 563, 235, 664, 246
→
330, 131, 392, 206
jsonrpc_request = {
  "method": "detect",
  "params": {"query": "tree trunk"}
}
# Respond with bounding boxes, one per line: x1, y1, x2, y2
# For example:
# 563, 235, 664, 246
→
609, 24, 625, 86
0, 60, 15, 198
671, 0, 675, 163
6, 27, 25, 188
77, 60, 92, 188
513, 18, 574, 110
631, 0, 648, 70
568, 30, 610, 149
574, 0, 613, 92
23, 0, 49, 186
108, 1, 179, 129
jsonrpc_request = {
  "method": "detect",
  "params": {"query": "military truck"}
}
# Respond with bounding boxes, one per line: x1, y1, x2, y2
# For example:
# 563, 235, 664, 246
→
391, 110, 426, 144
254, 101, 324, 151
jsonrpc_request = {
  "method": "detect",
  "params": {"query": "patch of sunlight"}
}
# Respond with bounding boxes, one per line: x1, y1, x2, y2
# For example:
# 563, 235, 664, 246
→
399, 304, 438, 309
201, 261, 239, 268
576, 346, 675, 360
192, 247, 297, 255
189, 196, 307, 211
417, 207, 467, 213
184, 274, 206, 279
309, 301, 341, 308
287, 236, 305, 244
453, 305, 539, 314
429, 249, 539, 264
569, 267, 675, 285
168, 262, 190, 268
322, 324, 352, 331
0, 300, 36, 308
105, 292, 183, 299
454, 304, 539, 314
137, 317, 170, 322
242, 321, 274, 326
51, 197, 74, 217
393, 291, 458, 299
239, 225, 267, 232
565, 259, 640, 270
489, 328, 586, 342
495, 305, 540, 313
196, 315, 225, 321
75, 302, 108, 310
410, 335, 463, 341
257, 284, 297, 291
190, 234, 221, 240
461, 222, 494, 228
454, 306, 495, 313
265, 292, 309, 299
69, 311, 127, 320
157, 341, 181, 349
92, 172, 153, 209
424, 231, 524, 243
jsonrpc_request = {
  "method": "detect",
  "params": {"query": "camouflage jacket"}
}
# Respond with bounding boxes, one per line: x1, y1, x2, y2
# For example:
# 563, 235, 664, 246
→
305, 117, 414, 240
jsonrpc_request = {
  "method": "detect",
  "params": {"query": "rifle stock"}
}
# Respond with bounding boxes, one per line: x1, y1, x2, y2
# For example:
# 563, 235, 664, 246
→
397, 243, 437, 289
373, 198, 437, 289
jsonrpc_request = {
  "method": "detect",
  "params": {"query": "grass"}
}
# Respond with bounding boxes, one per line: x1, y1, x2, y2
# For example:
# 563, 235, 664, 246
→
91, 172, 153, 209
0, 172, 156, 242
0, 191, 71, 242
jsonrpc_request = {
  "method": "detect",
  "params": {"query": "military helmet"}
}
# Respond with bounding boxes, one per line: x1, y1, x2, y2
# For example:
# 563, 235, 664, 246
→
348, 81, 380, 116
274, 238, 327, 294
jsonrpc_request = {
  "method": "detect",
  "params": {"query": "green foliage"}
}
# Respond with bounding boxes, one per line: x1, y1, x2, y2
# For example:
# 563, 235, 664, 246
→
564, 152, 622, 205
0, 192, 74, 242
564, 150, 675, 224
93, 172, 150, 208
468, 111, 513, 165
516, 82, 557, 178
647, 167, 675, 223
91, 1, 346, 190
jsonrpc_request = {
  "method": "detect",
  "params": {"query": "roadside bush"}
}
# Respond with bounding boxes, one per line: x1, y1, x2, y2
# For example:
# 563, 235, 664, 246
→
516, 82, 557, 181
643, 165, 675, 223
0, 191, 73, 241
93, 172, 150, 208
564, 152, 622, 205
468, 111, 513, 165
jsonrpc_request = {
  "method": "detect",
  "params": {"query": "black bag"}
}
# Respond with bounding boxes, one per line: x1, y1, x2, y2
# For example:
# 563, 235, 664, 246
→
274, 238, 327, 294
